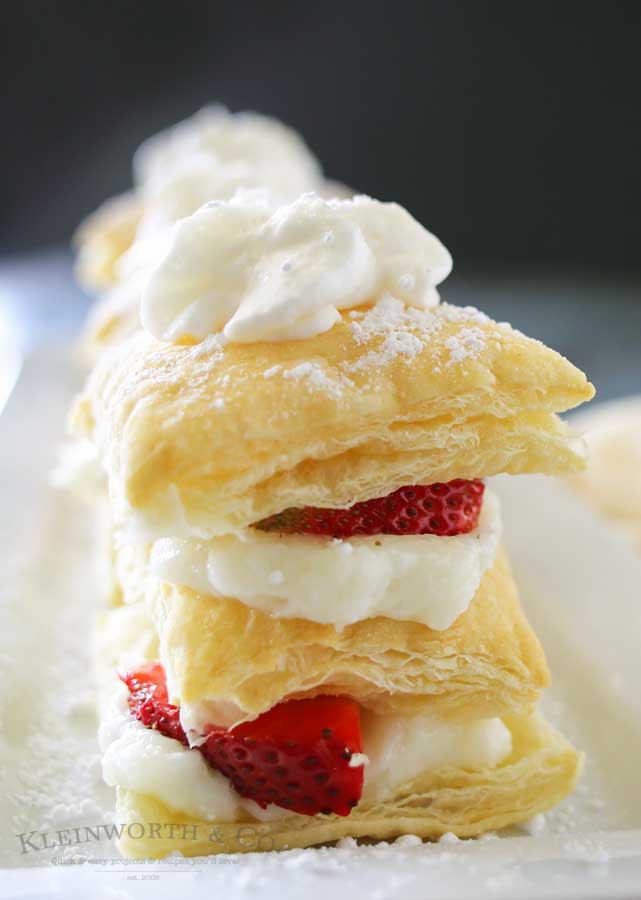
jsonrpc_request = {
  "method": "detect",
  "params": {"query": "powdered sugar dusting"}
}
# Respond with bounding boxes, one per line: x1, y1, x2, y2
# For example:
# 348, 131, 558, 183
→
519, 813, 547, 836
282, 361, 347, 399
343, 295, 438, 373
439, 303, 491, 325
346, 330, 425, 373
0, 487, 115, 865
438, 831, 461, 845
187, 330, 227, 360
349, 295, 441, 345
343, 296, 496, 374
444, 327, 487, 365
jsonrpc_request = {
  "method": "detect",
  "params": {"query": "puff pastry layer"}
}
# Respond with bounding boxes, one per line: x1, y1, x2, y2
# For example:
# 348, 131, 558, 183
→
112, 712, 581, 857
95, 598, 578, 857
74, 193, 141, 293
72, 303, 594, 537
145, 548, 549, 722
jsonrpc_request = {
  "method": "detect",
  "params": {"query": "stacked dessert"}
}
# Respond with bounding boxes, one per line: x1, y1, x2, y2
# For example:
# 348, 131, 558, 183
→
73, 106, 343, 362
70, 189, 594, 857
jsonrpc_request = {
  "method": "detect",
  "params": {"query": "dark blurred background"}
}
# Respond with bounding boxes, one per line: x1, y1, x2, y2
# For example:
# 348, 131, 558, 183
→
3, 0, 640, 267
0, 0, 639, 397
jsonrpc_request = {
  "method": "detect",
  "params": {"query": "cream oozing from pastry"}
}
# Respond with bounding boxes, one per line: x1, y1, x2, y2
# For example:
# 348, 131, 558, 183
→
141, 193, 452, 344
360, 709, 512, 801
100, 680, 512, 822
150, 489, 501, 632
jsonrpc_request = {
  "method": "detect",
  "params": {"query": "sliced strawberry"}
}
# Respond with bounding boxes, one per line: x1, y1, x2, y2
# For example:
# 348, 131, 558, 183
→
255, 479, 485, 538
201, 695, 364, 817
122, 665, 365, 817
122, 662, 187, 746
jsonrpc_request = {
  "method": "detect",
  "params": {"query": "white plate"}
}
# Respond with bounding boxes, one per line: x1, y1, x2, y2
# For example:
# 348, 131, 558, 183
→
1, 349, 641, 899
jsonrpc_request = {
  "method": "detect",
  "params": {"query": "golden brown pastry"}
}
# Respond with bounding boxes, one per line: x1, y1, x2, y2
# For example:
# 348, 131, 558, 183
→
74, 193, 141, 293
72, 303, 594, 537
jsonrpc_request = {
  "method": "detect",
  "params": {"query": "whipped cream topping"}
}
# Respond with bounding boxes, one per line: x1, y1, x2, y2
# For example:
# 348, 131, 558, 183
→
101, 679, 511, 822
118, 106, 327, 282
150, 489, 501, 633
134, 106, 323, 216
141, 192, 452, 345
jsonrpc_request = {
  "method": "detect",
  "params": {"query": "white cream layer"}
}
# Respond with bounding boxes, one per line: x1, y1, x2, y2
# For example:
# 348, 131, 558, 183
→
360, 709, 512, 801
100, 680, 512, 822
150, 489, 501, 632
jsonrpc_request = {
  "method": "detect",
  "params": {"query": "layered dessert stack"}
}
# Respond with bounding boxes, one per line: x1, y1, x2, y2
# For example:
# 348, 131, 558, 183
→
69, 183, 594, 856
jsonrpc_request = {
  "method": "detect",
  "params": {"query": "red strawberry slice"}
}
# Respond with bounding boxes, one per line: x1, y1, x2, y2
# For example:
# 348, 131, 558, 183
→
255, 479, 485, 538
201, 695, 364, 817
121, 665, 365, 817
122, 662, 187, 745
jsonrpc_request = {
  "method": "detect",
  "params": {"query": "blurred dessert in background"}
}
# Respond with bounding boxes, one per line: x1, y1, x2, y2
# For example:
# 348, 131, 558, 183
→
570, 396, 641, 548
74, 106, 349, 362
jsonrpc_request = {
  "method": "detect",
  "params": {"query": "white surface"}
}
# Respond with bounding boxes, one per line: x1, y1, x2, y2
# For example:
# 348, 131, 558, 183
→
1, 350, 641, 899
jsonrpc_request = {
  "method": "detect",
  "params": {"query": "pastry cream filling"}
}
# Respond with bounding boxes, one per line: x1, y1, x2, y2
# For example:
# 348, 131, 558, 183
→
141, 192, 452, 345
150, 489, 501, 633
100, 681, 512, 823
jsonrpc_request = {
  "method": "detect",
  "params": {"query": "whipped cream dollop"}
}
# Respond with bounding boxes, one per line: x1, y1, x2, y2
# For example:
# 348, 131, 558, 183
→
141, 192, 453, 344
150, 489, 501, 633
101, 679, 511, 821
118, 106, 327, 282
134, 106, 323, 215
